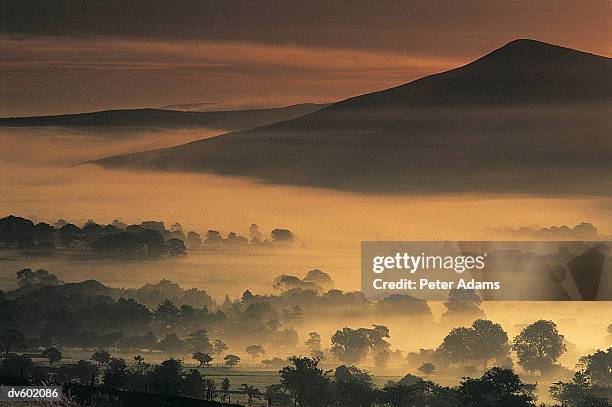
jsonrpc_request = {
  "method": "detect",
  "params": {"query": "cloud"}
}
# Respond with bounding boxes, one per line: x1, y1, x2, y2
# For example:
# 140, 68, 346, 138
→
0, 36, 462, 74
0, 36, 464, 115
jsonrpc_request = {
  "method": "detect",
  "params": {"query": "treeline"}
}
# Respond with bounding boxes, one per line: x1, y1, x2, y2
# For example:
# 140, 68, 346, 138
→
1, 352, 610, 406
0, 215, 295, 260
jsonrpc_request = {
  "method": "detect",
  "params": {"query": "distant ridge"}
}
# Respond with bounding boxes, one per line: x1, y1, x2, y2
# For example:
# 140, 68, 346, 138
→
94, 39, 612, 194
0, 103, 328, 133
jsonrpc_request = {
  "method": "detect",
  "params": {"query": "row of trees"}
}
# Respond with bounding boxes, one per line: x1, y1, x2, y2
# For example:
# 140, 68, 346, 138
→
1, 344, 610, 406
0, 215, 296, 260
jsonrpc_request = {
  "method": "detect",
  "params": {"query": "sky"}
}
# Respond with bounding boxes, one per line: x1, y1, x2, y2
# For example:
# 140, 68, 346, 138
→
1, 0, 610, 116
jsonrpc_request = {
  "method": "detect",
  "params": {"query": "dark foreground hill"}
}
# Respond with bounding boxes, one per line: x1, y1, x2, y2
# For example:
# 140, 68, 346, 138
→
0, 103, 327, 133
94, 39, 612, 194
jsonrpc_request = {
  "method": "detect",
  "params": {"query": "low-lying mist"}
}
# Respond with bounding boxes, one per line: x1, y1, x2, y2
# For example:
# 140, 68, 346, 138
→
1, 127, 611, 368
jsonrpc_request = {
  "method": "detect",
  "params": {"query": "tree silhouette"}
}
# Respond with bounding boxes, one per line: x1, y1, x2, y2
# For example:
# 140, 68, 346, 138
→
91, 349, 111, 366
245, 344, 266, 360
158, 333, 187, 353
213, 339, 229, 359
181, 369, 206, 398
187, 329, 212, 353
265, 383, 292, 407
331, 327, 371, 364
220, 377, 231, 402
151, 358, 182, 396
271, 229, 294, 244
224, 354, 240, 368
577, 347, 612, 387
0, 328, 26, 357
458, 367, 536, 406
186, 231, 202, 248
154, 299, 180, 327
442, 289, 485, 322
305, 332, 322, 356
42, 346, 62, 365
241, 383, 262, 406
470, 319, 509, 369
439, 327, 474, 366
133, 354, 147, 374
512, 320, 566, 375
167, 237, 187, 256
550, 371, 609, 407
280, 356, 331, 407
334, 365, 376, 407
70, 360, 99, 384
16, 268, 61, 287
103, 357, 128, 388
418, 362, 435, 378
192, 352, 213, 367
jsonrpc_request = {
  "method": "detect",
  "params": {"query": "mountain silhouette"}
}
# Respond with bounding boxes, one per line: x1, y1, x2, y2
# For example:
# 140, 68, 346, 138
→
94, 39, 612, 194
0, 104, 327, 134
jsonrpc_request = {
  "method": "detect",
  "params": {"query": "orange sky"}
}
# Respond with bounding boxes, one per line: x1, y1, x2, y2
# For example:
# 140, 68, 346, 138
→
1, 1, 610, 116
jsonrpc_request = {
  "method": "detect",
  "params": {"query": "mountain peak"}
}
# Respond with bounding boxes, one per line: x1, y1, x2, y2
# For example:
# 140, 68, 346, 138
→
477, 38, 605, 66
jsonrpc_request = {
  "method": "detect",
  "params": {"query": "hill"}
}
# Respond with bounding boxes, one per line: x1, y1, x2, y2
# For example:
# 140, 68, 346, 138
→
0, 103, 327, 133
94, 39, 612, 194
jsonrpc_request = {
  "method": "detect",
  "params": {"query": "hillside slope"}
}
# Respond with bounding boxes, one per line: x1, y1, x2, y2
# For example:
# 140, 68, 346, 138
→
94, 40, 612, 194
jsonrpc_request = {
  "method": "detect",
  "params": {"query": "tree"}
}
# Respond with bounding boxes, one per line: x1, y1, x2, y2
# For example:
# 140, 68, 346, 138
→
181, 369, 206, 398
204, 378, 217, 401
186, 231, 202, 248
334, 365, 376, 407
442, 289, 485, 322
151, 358, 183, 396
550, 371, 609, 407
42, 346, 62, 365
91, 232, 143, 259
303, 269, 335, 291
470, 319, 509, 369
280, 356, 331, 407
167, 238, 187, 256
512, 320, 566, 374
369, 325, 391, 368
193, 352, 213, 367
91, 349, 111, 366
0, 354, 34, 378
271, 229, 294, 244
458, 367, 537, 406
241, 383, 263, 406
158, 333, 187, 353
418, 362, 435, 377
188, 329, 212, 353
103, 357, 128, 388
154, 299, 180, 327
224, 354, 241, 368
305, 332, 322, 357
40, 310, 79, 347
265, 383, 292, 407
331, 327, 371, 364
213, 339, 229, 358
58, 223, 82, 248
16, 268, 61, 287
0, 328, 26, 357
220, 377, 231, 402
381, 380, 460, 407
70, 360, 99, 384
205, 230, 223, 244
134, 355, 147, 374
577, 347, 612, 387
245, 344, 266, 360
249, 224, 262, 242
439, 327, 474, 366
18, 236, 35, 259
